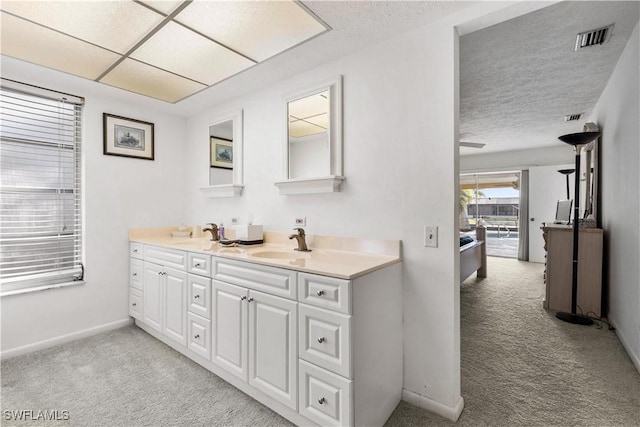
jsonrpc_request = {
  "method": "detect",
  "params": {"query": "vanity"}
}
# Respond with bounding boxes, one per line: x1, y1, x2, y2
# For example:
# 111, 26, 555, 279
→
128, 227, 402, 426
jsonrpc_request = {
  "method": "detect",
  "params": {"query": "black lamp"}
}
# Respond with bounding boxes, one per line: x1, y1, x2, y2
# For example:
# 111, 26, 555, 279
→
557, 168, 575, 200
556, 131, 600, 325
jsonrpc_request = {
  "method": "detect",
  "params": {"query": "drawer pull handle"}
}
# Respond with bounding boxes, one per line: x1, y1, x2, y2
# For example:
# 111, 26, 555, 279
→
133, 249, 138, 253
316, 290, 325, 296
317, 337, 325, 344
247, 297, 254, 303
318, 397, 326, 405
194, 294, 200, 299
194, 334, 200, 339
240, 296, 247, 301
132, 273, 137, 277
132, 303, 137, 307
195, 262, 201, 267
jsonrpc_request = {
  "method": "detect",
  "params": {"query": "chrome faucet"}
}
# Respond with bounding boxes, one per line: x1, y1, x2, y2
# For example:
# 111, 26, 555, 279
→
289, 227, 311, 252
203, 223, 219, 241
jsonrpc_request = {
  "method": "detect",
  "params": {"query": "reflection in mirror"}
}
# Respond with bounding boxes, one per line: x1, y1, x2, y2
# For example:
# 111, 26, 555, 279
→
288, 90, 329, 179
210, 120, 233, 186
276, 76, 343, 195
201, 109, 243, 198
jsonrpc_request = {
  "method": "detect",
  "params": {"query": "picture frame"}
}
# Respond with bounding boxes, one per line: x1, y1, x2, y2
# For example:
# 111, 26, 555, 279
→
210, 137, 233, 169
103, 113, 154, 160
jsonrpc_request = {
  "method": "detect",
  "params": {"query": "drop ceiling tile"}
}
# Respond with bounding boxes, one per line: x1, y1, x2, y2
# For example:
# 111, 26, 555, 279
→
0, 1, 164, 54
100, 58, 206, 103
175, 0, 327, 61
138, 0, 184, 15
130, 21, 254, 86
289, 91, 329, 120
289, 120, 326, 138
0, 12, 121, 80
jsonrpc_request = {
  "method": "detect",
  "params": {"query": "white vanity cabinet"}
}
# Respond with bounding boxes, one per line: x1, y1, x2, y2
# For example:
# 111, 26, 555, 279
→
211, 259, 298, 410
129, 240, 402, 427
141, 246, 188, 347
129, 243, 144, 321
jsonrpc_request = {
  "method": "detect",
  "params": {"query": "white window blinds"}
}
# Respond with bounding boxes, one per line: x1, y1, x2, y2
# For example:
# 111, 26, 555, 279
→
0, 79, 84, 296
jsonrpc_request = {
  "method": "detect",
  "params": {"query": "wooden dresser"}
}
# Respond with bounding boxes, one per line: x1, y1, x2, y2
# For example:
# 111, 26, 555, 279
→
541, 225, 603, 317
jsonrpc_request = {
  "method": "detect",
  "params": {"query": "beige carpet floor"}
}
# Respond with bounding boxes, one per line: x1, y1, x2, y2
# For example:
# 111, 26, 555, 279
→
387, 257, 640, 426
2, 257, 639, 426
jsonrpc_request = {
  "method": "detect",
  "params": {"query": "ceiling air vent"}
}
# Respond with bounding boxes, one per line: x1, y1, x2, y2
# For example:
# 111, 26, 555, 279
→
574, 24, 614, 51
564, 113, 583, 122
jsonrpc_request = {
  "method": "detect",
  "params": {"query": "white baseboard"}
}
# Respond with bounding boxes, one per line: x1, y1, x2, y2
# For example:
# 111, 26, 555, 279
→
608, 314, 640, 374
402, 389, 465, 421
0, 318, 133, 360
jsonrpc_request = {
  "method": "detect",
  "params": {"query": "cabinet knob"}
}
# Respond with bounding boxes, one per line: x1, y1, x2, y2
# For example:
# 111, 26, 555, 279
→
318, 397, 326, 405
133, 249, 138, 253
317, 337, 325, 344
247, 297, 254, 303
195, 262, 201, 267
132, 272, 137, 277
240, 296, 247, 301
316, 290, 325, 296
132, 303, 137, 307
194, 294, 200, 299
194, 334, 200, 339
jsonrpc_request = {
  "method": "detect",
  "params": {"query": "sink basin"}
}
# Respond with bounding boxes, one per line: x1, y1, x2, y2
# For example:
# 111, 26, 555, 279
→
249, 250, 310, 260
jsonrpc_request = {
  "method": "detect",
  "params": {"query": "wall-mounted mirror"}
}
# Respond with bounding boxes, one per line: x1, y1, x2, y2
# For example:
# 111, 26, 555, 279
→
275, 76, 344, 195
200, 110, 244, 198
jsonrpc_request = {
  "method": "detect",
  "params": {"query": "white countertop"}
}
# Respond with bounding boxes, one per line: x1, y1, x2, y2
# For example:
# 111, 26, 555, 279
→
129, 228, 401, 280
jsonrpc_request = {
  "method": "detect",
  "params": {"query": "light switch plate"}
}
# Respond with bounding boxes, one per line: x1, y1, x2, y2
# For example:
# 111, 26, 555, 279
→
231, 217, 239, 225
295, 217, 307, 227
424, 226, 438, 248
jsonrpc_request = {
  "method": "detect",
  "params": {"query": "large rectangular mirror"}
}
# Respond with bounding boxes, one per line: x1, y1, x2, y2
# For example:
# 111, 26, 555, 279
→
275, 76, 344, 195
200, 110, 244, 198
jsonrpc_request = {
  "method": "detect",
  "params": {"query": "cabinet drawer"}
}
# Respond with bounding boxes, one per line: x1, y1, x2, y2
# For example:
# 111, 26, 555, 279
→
188, 274, 211, 319
298, 273, 351, 315
299, 360, 353, 427
130, 242, 143, 259
130, 258, 143, 290
299, 304, 351, 378
187, 312, 211, 360
144, 245, 187, 271
129, 287, 143, 320
188, 252, 211, 277
212, 258, 297, 299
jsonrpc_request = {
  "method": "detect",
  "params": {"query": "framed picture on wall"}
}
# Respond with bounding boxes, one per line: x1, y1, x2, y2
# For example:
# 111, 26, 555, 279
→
103, 113, 154, 160
210, 137, 233, 169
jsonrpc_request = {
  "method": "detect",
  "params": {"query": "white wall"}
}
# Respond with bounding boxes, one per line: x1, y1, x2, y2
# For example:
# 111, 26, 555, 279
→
184, 17, 462, 416
589, 22, 640, 371
460, 145, 573, 173
528, 164, 574, 262
0, 58, 188, 355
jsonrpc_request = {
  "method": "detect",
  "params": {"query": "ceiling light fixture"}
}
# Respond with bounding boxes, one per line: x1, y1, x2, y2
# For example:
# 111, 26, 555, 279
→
0, 1, 330, 103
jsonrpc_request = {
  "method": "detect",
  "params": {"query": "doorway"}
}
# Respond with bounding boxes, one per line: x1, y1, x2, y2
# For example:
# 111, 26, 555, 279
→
460, 172, 521, 258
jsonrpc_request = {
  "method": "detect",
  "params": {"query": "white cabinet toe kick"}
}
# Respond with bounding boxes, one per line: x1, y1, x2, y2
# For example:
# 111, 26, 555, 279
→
129, 241, 402, 426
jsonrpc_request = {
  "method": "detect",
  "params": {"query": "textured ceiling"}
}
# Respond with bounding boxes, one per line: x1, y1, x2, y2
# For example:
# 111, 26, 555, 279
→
460, 1, 639, 155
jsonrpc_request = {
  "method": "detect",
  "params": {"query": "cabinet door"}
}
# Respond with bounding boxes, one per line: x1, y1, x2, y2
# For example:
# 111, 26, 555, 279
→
212, 280, 248, 381
248, 290, 298, 410
163, 267, 187, 346
143, 262, 163, 332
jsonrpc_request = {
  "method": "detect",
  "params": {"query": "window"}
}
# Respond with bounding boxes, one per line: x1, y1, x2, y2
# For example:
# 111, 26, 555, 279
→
0, 79, 84, 296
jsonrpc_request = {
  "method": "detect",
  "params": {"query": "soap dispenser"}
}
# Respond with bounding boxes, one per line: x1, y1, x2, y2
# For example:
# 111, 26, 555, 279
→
218, 223, 225, 240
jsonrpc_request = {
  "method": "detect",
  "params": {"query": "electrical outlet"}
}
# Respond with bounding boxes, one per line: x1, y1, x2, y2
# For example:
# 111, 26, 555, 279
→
231, 217, 239, 225
424, 226, 438, 248
295, 217, 306, 227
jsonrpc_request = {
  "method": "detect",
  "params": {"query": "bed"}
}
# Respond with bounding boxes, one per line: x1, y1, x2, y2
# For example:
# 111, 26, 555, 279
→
460, 226, 487, 283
